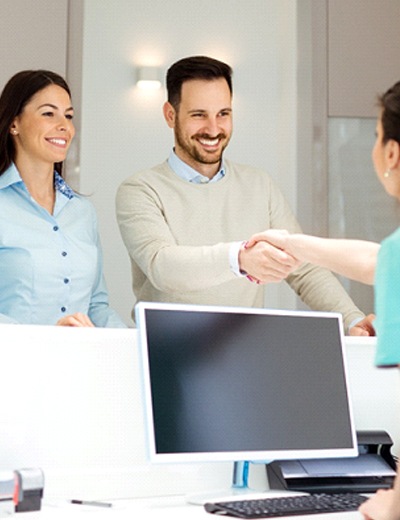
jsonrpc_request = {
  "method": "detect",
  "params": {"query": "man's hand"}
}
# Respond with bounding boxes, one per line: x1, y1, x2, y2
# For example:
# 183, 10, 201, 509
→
56, 312, 95, 327
349, 314, 376, 336
239, 240, 301, 284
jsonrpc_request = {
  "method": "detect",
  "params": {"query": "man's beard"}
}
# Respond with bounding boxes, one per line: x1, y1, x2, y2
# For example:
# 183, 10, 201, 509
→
174, 124, 230, 165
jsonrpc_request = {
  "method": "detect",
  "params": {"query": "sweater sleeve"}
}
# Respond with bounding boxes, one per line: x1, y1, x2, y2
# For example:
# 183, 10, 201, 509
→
86, 205, 127, 328
286, 263, 365, 330
115, 173, 236, 293
266, 176, 365, 330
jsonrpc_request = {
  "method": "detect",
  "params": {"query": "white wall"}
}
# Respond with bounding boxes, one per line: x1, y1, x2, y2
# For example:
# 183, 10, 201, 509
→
79, 0, 299, 325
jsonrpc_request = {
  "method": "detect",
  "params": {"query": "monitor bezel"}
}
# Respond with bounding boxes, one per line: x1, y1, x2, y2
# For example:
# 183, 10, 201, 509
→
135, 302, 358, 464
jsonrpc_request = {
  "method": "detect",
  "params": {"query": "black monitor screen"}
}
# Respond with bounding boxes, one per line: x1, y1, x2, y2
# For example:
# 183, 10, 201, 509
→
136, 303, 357, 463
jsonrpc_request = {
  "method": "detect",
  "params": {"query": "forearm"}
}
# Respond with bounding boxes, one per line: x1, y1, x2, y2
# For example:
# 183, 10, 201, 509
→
89, 304, 127, 328
138, 242, 236, 292
89, 230, 127, 328
285, 235, 379, 285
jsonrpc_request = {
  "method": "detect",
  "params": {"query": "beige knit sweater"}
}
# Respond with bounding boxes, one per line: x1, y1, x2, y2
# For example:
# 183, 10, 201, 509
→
116, 159, 364, 329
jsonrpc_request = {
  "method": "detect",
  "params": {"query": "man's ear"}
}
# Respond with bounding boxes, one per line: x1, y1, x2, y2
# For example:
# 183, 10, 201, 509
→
386, 139, 400, 170
163, 101, 176, 128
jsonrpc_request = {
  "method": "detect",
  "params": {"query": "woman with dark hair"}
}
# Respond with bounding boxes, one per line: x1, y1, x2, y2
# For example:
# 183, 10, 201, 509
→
0, 70, 125, 327
248, 81, 400, 518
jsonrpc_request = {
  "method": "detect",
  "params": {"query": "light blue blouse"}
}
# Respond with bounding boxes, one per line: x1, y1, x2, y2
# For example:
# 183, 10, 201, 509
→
0, 163, 125, 327
374, 226, 400, 366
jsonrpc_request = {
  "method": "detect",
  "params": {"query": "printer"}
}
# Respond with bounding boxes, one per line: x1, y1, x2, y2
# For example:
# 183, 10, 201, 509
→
267, 431, 397, 494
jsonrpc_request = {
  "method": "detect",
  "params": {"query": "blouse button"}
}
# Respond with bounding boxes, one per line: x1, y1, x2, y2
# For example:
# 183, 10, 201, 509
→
53, 225, 59, 231
61, 307, 66, 313
64, 278, 70, 284
62, 251, 67, 257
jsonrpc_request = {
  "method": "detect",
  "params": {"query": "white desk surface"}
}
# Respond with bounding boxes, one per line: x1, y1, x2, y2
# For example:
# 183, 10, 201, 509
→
20, 494, 364, 519
0, 326, 392, 520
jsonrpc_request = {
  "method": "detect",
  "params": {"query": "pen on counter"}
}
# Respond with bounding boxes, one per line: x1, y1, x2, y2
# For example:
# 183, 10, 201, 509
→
70, 499, 113, 508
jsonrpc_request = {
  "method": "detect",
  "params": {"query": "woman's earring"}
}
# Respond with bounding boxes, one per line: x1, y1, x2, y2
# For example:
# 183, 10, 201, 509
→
384, 169, 391, 178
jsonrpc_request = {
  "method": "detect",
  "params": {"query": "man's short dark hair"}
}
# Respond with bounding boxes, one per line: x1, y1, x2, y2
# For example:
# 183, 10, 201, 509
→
166, 56, 233, 109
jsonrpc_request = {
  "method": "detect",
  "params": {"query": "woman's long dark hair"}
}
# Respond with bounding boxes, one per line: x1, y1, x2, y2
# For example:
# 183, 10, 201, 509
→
0, 70, 71, 176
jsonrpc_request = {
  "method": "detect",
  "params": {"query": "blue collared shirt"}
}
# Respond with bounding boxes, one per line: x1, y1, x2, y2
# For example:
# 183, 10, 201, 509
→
0, 163, 125, 327
168, 149, 226, 184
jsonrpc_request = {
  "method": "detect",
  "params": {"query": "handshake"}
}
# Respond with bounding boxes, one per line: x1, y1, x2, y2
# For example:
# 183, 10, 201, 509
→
239, 229, 303, 285
240, 229, 378, 337
240, 229, 379, 287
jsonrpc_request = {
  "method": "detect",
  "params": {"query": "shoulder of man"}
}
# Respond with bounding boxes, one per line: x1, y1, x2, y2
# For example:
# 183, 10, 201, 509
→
117, 160, 171, 188
224, 158, 280, 186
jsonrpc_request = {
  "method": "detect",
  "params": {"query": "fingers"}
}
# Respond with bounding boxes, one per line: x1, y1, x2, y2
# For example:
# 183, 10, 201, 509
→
56, 313, 95, 327
358, 488, 394, 519
239, 240, 301, 284
349, 314, 376, 337
258, 241, 301, 274
246, 229, 290, 250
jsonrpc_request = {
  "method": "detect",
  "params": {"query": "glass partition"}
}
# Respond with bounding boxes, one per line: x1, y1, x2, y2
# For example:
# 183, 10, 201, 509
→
328, 118, 400, 314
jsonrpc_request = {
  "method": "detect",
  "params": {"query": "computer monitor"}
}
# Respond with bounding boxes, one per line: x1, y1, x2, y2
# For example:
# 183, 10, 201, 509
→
135, 302, 357, 467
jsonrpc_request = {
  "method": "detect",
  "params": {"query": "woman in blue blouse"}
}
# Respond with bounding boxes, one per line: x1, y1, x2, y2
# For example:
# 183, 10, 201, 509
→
248, 82, 400, 518
0, 70, 125, 327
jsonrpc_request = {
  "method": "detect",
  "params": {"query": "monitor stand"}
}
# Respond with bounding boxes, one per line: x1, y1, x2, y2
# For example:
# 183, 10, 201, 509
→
186, 460, 306, 506
186, 461, 264, 505
232, 461, 250, 489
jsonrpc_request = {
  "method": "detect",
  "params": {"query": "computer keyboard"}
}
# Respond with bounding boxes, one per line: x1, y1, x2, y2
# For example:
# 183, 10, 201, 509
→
204, 492, 368, 518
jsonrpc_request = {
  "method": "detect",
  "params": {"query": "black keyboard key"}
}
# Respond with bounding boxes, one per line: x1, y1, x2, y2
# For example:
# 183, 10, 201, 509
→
204, 492, 368, 518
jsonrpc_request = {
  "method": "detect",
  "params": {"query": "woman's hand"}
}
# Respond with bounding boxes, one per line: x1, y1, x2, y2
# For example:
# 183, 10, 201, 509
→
359, 488, 400, 520
246, 229, 292, 254
239, 239, 300, 284
56, 313, 95, 327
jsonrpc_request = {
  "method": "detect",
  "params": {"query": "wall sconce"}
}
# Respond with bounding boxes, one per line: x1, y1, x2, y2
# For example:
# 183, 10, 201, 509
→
136, 66, 162, 90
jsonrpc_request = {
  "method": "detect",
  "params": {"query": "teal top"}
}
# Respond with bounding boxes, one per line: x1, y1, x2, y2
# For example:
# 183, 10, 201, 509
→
375, 226, 400, 367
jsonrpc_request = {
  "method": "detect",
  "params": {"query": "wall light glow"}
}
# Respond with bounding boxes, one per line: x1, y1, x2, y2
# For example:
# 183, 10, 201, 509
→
136, 66, 162, 90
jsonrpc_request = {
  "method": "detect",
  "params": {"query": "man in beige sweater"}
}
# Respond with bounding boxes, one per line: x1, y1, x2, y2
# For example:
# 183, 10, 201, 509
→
116, 55, 374, 335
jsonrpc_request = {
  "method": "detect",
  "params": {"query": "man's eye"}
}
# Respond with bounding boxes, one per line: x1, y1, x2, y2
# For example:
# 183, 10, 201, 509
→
42, 112, 54, 117
66, 114, 74, 120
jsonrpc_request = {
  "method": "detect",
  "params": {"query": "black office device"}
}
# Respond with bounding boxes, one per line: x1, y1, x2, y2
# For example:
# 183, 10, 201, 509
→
266, 430, 396, 494
135, 302, 358, 479
204, 493, 368, 518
